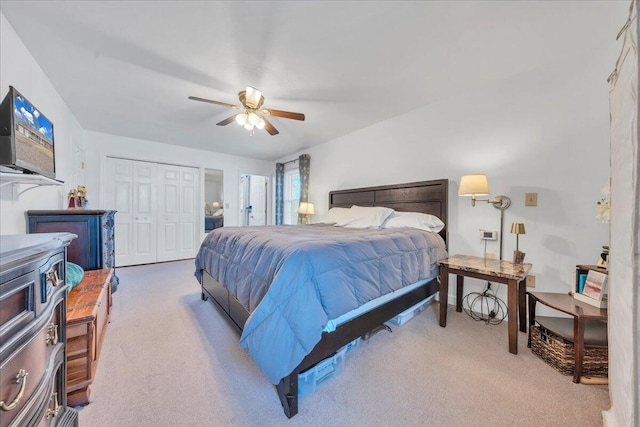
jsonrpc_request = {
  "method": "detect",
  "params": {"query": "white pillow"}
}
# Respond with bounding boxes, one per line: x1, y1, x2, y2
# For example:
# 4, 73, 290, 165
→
382, 211, 445, 233
335, 206, 395, 229
323, 207, 351, 224
212, 208, 224, 217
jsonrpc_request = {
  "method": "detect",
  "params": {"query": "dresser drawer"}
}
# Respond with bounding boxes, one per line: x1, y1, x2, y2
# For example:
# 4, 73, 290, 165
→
38, 253, 65, 306
0, 272, 36, 346
0, 304, 63, 427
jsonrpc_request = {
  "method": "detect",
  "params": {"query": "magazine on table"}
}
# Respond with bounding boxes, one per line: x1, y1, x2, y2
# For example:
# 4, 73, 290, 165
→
582, 270, 608, 301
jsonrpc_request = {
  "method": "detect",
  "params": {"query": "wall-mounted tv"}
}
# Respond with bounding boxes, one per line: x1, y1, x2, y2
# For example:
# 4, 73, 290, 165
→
0, 86, 56, 179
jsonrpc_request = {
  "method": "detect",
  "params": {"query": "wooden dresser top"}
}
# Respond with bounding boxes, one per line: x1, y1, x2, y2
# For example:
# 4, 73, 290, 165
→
67, 269, 112, 323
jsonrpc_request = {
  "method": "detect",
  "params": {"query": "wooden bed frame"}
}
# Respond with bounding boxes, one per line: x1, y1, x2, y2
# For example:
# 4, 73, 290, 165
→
199, 179, 448, 418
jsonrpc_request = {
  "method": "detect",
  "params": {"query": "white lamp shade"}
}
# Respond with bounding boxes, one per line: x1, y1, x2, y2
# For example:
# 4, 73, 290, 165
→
212, 202, 220, 209
297, 202, 315, 215
459, 174, 490, 196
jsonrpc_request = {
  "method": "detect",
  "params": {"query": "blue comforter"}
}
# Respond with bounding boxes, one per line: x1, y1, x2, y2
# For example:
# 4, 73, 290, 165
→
194, 224, 447, 383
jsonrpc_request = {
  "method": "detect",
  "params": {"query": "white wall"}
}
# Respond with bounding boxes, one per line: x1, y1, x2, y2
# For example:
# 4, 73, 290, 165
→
290, 46, 615, 306
0, 12, 85, 234
82, 130, 273, 227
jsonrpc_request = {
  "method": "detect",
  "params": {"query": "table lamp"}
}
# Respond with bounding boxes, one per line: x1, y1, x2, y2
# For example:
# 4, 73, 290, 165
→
510, 222, 526, 263
297, 202, 315, 224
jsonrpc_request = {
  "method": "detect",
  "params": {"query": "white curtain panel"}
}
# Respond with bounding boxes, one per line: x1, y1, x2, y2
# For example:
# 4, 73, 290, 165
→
604, 1, 639, 426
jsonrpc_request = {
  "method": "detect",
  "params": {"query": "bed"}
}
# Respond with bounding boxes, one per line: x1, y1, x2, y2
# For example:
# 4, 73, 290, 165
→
204, 215, 224, 232
195, 179, 448, 418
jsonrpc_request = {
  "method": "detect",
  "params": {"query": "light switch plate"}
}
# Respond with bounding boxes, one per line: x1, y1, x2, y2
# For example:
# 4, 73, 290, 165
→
525, 192, 538, 206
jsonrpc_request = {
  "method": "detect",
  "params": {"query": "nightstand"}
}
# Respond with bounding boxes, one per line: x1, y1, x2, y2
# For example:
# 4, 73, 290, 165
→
527, 291, 608, 383
438, 254, 532, 354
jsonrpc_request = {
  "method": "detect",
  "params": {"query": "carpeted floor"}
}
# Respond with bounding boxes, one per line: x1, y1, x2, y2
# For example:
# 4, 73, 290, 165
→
77, 260, 609, 426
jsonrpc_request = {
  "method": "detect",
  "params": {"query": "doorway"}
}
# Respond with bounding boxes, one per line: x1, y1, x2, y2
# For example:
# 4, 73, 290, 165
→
204, 169, 224, 233
240, 174, 268, 226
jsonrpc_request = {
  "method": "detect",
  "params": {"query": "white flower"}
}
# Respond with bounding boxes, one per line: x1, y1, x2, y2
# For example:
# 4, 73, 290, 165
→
596, 185, 610, 223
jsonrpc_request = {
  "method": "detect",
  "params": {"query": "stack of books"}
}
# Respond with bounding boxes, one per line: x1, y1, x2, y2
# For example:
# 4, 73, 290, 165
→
574, 269, 608, 308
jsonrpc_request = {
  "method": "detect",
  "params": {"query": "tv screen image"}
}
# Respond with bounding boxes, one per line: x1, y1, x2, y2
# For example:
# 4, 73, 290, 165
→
0, 86, 56, 178
13, 91, 55, 175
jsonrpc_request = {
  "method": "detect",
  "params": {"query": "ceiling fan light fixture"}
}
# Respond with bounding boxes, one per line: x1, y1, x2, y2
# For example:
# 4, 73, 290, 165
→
248, 112, 259, 126
256, 117, 265, 130
245, 86, 262, 109
235, 113, 248, 126
244, 123, 254, 131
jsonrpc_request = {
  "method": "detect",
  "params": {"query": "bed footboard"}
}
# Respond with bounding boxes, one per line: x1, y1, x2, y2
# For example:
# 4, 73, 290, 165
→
276, 277, 439, 418
199, 269, 439, 418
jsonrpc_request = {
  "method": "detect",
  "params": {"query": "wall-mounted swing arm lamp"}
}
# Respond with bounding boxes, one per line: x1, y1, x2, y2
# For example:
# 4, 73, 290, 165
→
458, 174, 512, 260
458, 174, 511, 209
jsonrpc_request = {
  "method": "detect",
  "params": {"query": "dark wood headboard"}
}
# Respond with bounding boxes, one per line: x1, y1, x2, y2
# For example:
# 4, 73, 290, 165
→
329, 179, 449, 243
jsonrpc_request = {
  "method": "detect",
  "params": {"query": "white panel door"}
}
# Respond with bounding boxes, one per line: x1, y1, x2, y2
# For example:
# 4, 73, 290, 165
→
179, 167, 199, 258
157, 164, 180, 262
248, 175, 267, 226
106, 158, 198, 266
106, 158, 133, 266
131, 161, 157, 265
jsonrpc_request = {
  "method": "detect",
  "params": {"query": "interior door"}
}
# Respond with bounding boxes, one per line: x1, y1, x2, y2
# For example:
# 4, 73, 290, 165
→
106, 158, 133, 266
157, 164, 180, 262
131, 161, 157, 265
106, 158, 198, 266
248, 175, 267, 226
179, 166, 198, 258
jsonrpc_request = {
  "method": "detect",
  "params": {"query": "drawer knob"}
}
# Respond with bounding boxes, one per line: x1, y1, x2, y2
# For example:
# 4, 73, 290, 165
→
0, 369, 29, 411
46, 323, 59, 346
45, 392, 60, 419
47, 269, 62, 287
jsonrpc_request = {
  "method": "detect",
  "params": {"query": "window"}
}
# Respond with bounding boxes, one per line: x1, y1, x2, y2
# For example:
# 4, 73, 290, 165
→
283, 169, 301, 225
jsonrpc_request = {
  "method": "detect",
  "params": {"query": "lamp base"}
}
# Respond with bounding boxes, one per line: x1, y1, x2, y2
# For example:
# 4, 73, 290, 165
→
513, 250, 526, 264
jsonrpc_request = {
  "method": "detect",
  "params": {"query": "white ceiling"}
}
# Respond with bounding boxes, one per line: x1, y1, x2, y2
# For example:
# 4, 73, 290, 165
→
1, 1, 626, 161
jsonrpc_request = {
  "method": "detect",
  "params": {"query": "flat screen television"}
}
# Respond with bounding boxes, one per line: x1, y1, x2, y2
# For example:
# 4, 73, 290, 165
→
0, 86, 56, 179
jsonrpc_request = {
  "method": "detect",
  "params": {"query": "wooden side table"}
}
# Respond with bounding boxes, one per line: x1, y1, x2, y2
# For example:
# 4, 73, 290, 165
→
527, 291, 608, 383
438, 255, 532, 354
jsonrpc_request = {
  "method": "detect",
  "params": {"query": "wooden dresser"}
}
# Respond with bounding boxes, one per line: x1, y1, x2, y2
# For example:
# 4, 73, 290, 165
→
27, 210, 119, 293
0, 233, 78, 427
66, 269, 112, 406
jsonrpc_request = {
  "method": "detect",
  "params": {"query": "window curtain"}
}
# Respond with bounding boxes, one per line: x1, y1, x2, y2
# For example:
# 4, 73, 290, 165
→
275, 162, 284, 225
298, 154, 310, 224
603, 1, 639, 425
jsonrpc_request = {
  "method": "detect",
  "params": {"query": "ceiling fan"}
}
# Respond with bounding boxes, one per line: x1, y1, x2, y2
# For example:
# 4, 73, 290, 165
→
189, 86, 305, 136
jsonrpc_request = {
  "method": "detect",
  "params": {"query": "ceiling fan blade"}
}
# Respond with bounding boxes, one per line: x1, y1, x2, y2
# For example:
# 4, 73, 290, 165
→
262, 109, 305, 121
262, 117, 279, 135
189, 96, 241, 109
216, 115, 238, 126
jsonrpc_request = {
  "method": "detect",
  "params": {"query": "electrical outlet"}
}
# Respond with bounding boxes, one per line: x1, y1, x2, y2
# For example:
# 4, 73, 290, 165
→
525, 192, 538, 206
526, 274, 536, 288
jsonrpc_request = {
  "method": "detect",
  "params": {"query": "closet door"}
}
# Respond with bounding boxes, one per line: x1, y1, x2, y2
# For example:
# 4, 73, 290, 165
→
106, 157, 157, 266
179, 167, 199, 258
157, 164, 180, 262
130, 161, 158, 265
106, 158, 198, 266
107, 158, 133, 265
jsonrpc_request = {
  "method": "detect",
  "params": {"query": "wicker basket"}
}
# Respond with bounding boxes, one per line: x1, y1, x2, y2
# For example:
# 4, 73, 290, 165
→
530, 325, 608, 377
